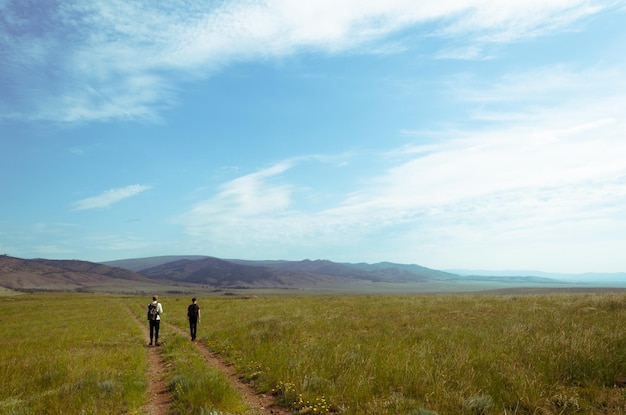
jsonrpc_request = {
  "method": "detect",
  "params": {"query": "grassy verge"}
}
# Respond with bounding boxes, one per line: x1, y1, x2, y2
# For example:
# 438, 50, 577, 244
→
164, 293, 626, 414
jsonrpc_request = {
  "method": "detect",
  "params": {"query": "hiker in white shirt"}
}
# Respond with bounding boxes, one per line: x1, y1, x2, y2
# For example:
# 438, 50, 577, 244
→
147, 295, 163, 346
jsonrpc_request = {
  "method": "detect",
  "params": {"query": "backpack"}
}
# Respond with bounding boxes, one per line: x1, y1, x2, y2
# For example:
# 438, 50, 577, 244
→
147, 303, 159, 321
188, 303, 199, 320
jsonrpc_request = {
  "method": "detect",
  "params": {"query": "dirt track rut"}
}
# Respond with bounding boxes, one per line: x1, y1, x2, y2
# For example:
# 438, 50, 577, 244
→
129, 308, 290, 415
167, 322, 291, 415
129, 309, 171, 415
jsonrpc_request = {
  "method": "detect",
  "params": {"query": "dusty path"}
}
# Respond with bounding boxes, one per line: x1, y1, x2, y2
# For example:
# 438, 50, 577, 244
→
129, 307, 290, 415
167, 322, 292, 415
128, 309, 171, 415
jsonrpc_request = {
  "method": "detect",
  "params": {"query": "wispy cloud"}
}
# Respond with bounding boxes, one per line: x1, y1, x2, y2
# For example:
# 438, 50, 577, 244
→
177, 62, 626, 269
435, 45, 492, 61
437, 1, 604, 42
72, 184, 151, 211
0, 0, 613, 122
183, 162, 294, 233
88, 233, 155, 253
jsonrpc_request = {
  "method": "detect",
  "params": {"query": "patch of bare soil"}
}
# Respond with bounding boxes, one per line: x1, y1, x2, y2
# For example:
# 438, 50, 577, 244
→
167, 322, 292, 415
128, 309, 172, 415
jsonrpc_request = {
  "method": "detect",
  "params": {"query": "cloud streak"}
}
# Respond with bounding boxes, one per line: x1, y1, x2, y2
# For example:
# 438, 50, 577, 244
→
177, 63, 626, 270
0, 0, 613, 122
72, 185, 151, 211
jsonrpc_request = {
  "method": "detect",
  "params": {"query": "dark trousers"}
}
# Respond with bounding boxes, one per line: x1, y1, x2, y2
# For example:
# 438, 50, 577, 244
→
189, 318, 198, 340
149, 320, 160, 343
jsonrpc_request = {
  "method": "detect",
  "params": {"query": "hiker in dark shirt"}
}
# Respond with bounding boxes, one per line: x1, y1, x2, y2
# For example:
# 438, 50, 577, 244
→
187, 297, 201, 341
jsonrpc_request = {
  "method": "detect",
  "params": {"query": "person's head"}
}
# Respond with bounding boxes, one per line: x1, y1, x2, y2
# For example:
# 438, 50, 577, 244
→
153, 295, 158, 302
192, 297, 196, 303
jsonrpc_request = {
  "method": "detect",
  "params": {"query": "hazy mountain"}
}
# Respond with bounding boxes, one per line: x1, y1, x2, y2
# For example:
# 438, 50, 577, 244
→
3, 254, 614, 294
448, 269, 626, 285
102, 255, 209, 272
228, 258, 457, 282
0, 255, 155, 292
114, 256, 569, 288
348, 261, 459, 281
139, 257, 279, 286
136, 257, 414, 288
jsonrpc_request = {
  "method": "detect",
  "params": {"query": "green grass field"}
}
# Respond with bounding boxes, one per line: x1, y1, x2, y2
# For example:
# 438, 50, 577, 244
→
2, 292, 626, 414
0, 294, 147, 414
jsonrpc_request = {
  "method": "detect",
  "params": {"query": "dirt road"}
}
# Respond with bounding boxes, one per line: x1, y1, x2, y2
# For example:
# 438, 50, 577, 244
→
130, 308, 291, 415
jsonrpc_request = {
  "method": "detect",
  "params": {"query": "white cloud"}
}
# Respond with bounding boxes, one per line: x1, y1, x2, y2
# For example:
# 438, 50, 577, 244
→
183, 162, 294, 236
0, 0, 614, 122
350, 64, 626, 214
177, 63, 626, 270
88, 233, 154, 252
437, 0, 603, 42
435, 45, 493, 60
72, 184, 151, 211
334, 65, 626, 270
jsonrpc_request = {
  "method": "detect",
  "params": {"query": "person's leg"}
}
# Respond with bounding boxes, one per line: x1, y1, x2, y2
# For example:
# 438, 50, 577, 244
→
190, 320, 197, 340
149, 321, 155, 345
154, 320, 160, 345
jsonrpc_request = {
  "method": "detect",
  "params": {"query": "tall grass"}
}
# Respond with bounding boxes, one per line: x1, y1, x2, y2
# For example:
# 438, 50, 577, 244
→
0, 294, 146, 414
3, 292, 626, 415
160, 335, 249, 415
164, 293, 626, 414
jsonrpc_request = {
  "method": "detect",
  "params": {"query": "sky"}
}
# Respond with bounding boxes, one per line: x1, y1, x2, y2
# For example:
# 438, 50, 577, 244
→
1, 0, 626, 274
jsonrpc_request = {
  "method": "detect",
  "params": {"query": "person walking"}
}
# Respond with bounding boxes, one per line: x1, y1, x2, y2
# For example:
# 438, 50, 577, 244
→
187, 297, 201, 341
147, 295, 163, 346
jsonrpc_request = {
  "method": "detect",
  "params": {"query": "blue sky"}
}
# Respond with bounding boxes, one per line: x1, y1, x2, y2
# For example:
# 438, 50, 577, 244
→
1, 1, 626, 273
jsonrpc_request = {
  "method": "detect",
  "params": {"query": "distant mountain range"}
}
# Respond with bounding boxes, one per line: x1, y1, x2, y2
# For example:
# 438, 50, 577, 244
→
1, 254, 624, 294
103, 256, 459, 288
448, 269, 626, 285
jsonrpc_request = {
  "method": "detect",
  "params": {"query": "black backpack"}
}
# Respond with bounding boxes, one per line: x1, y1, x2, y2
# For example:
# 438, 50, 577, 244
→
188, 303, 199, 320
147, 303, 159, 321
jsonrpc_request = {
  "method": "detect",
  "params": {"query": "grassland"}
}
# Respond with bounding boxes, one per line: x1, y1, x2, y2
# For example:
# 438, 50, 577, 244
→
2, 292, 626, 414
0, 294, 147, 414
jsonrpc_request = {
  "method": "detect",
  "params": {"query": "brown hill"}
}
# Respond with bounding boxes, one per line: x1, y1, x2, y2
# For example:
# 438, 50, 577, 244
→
2, 254, 579, 294
229, 258, 437, 282
104, 256, 461, 286
138, 257, 348, 288
133, 257, 461, 289
0, 255, 158, 293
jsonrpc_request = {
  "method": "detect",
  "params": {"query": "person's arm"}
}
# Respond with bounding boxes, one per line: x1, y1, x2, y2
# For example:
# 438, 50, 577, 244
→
198, 307, 201, 323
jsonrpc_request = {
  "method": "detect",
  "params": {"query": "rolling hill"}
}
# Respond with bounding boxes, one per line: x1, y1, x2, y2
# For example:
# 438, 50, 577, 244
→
106, 255, 576, 292
0, 255, 182, 294
1, 254, 600, 295
108, 256, 461, 287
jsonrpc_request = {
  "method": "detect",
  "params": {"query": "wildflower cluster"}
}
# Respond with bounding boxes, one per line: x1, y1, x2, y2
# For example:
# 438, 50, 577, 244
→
173, 379, 185, 399
271, 381, 332, 413
270, 380, 297, 405
294, 394, 331, 414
